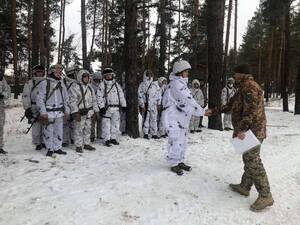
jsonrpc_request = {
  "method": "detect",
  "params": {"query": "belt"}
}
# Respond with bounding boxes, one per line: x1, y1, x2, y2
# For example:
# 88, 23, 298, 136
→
46, 106, 65, 112
108, 104, 120, 108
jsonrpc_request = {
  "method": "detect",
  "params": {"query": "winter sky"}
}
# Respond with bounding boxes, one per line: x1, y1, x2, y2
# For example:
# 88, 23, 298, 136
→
54, 0, 260, 61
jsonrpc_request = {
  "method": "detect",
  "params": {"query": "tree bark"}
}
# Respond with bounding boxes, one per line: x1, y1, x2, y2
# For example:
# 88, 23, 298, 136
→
295, 60, 300, 114
158, 0, 167, 77
281, 5, 290, 112
206, 0, 225, 130
11, 0, 18, 98
223, 0, 233, 85
58, 0, 63, 63
81, 0, 89, 69
26, 0, 32, 78
38, 0, 46, 66
233, 0, 237, 64
88, 0, 97, 63
124, 0, 139, 138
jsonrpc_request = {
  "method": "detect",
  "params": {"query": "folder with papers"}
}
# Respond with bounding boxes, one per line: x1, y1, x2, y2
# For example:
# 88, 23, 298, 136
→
231, 130, 261, 154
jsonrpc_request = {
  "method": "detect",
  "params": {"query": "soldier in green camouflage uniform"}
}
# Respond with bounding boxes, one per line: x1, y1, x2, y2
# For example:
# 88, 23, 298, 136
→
212, 64, 273, 211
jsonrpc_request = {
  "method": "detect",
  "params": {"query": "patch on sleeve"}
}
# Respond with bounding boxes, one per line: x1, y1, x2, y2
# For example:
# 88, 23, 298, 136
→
245, 93, 253, 104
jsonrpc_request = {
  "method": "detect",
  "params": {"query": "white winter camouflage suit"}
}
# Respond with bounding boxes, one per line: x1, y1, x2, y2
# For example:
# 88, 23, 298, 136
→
221, 84, 236, 129
36, 77, 70, 152
69, 70, 99, 148
97, 78, 126, 142
63, 76, 77, 144
189, 79, 205, 132
162, 73, 205, 166
90, 73, 103, 140
158, 77, 168, 137
22, 77, 45, 146
138, 73, 161, 136
0, 76, 11, 149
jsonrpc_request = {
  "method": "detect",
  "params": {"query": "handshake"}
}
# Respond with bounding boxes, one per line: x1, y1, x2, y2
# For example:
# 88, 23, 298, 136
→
204, 109, 213, 117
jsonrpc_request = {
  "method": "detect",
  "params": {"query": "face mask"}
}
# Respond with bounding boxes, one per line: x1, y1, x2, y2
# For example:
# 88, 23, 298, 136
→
228, 83, 233, 88
182, 77, 188, 84
105, 80, 113, 85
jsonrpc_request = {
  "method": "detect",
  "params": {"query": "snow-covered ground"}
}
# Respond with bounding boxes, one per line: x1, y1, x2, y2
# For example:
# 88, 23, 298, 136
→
1, 98, 300, 225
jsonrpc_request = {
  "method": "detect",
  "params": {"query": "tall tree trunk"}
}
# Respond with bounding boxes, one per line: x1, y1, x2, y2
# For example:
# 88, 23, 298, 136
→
178, 0, 181, 57
158, 0, 167, 77
57, 0, 63, 63
124, 0, 139, 138
38, 0, 46, 66
45, 0, 51, 70
26, 0, 32, 78
295, 60, 300, 114
233, 0, 237, 64
142, 0, 147, 71
190, 0, 200, 77
89, 0, 97, 63
60, 0, 66, 64
281, 5, 290, 112
222, 0, 233, 85
81, 0, 88, 69
206, 0, 225, 130
32, 0, 39, 66
265, 28, 274, 103
11, 0, 18, 98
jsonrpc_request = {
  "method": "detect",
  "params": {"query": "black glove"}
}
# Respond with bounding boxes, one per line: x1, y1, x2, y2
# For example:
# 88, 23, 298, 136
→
25, 108, 33, 121
99, 108, 106, 115
121, 107, 126, 113
0, 93, 4, 99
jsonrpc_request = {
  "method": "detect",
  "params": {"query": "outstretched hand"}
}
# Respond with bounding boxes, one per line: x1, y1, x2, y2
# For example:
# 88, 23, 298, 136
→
204, 109, 213, 117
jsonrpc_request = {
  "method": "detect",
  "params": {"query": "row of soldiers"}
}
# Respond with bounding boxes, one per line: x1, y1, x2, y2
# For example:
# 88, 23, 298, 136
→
21, 64, 126, 157
0, 63, 235, 156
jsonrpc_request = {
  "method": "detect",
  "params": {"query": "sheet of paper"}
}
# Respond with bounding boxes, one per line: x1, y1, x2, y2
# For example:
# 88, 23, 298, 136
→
231, 130, 261, 154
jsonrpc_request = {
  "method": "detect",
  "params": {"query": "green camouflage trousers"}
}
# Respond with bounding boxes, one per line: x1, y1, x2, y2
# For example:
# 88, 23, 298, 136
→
240, 142, 271, 197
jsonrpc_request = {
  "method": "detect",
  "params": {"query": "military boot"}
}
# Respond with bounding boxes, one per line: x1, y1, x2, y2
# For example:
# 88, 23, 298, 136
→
178, 162, 192, 171
110, 139, 119, 145
229, 184, 250, 197
104, 140, 112, 147
250, 193, 274, 211
35, 144, 43, 151
54, 149, 67, 155
170, 165, 184, 176
84, 145, 96, 151
0, 148, 7, 154
76, 146, 83, 153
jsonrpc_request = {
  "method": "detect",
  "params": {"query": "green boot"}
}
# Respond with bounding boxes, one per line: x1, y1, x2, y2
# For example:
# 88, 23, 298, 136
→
250, 193, 274, 211
229, 184, 250, 197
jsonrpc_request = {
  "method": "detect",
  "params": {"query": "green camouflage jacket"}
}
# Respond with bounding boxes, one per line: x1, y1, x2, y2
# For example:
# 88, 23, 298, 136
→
221, 75, 267, 139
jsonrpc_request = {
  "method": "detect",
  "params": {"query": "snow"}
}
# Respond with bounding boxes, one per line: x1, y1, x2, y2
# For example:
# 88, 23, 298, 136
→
1, 98, 300, 225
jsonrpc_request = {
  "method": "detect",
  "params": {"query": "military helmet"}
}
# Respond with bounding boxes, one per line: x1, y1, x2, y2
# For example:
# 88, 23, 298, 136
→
172, 60, 191, 75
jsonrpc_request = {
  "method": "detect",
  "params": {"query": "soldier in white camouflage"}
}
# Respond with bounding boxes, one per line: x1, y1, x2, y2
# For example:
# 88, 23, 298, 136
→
22, 65, 45, 150
0, 74, 11, 154
36, 64, 70, 157
62, 67, 78, 147
69, 70, 99, 153
90, 71, 103, 142
97, 68, 126, 147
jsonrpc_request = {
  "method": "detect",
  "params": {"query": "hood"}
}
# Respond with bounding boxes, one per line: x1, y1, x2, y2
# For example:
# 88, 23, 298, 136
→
158, 76, 167, 86
143, 70, 153, 83
77, 69, 90, 84
192, 79, 200, 87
